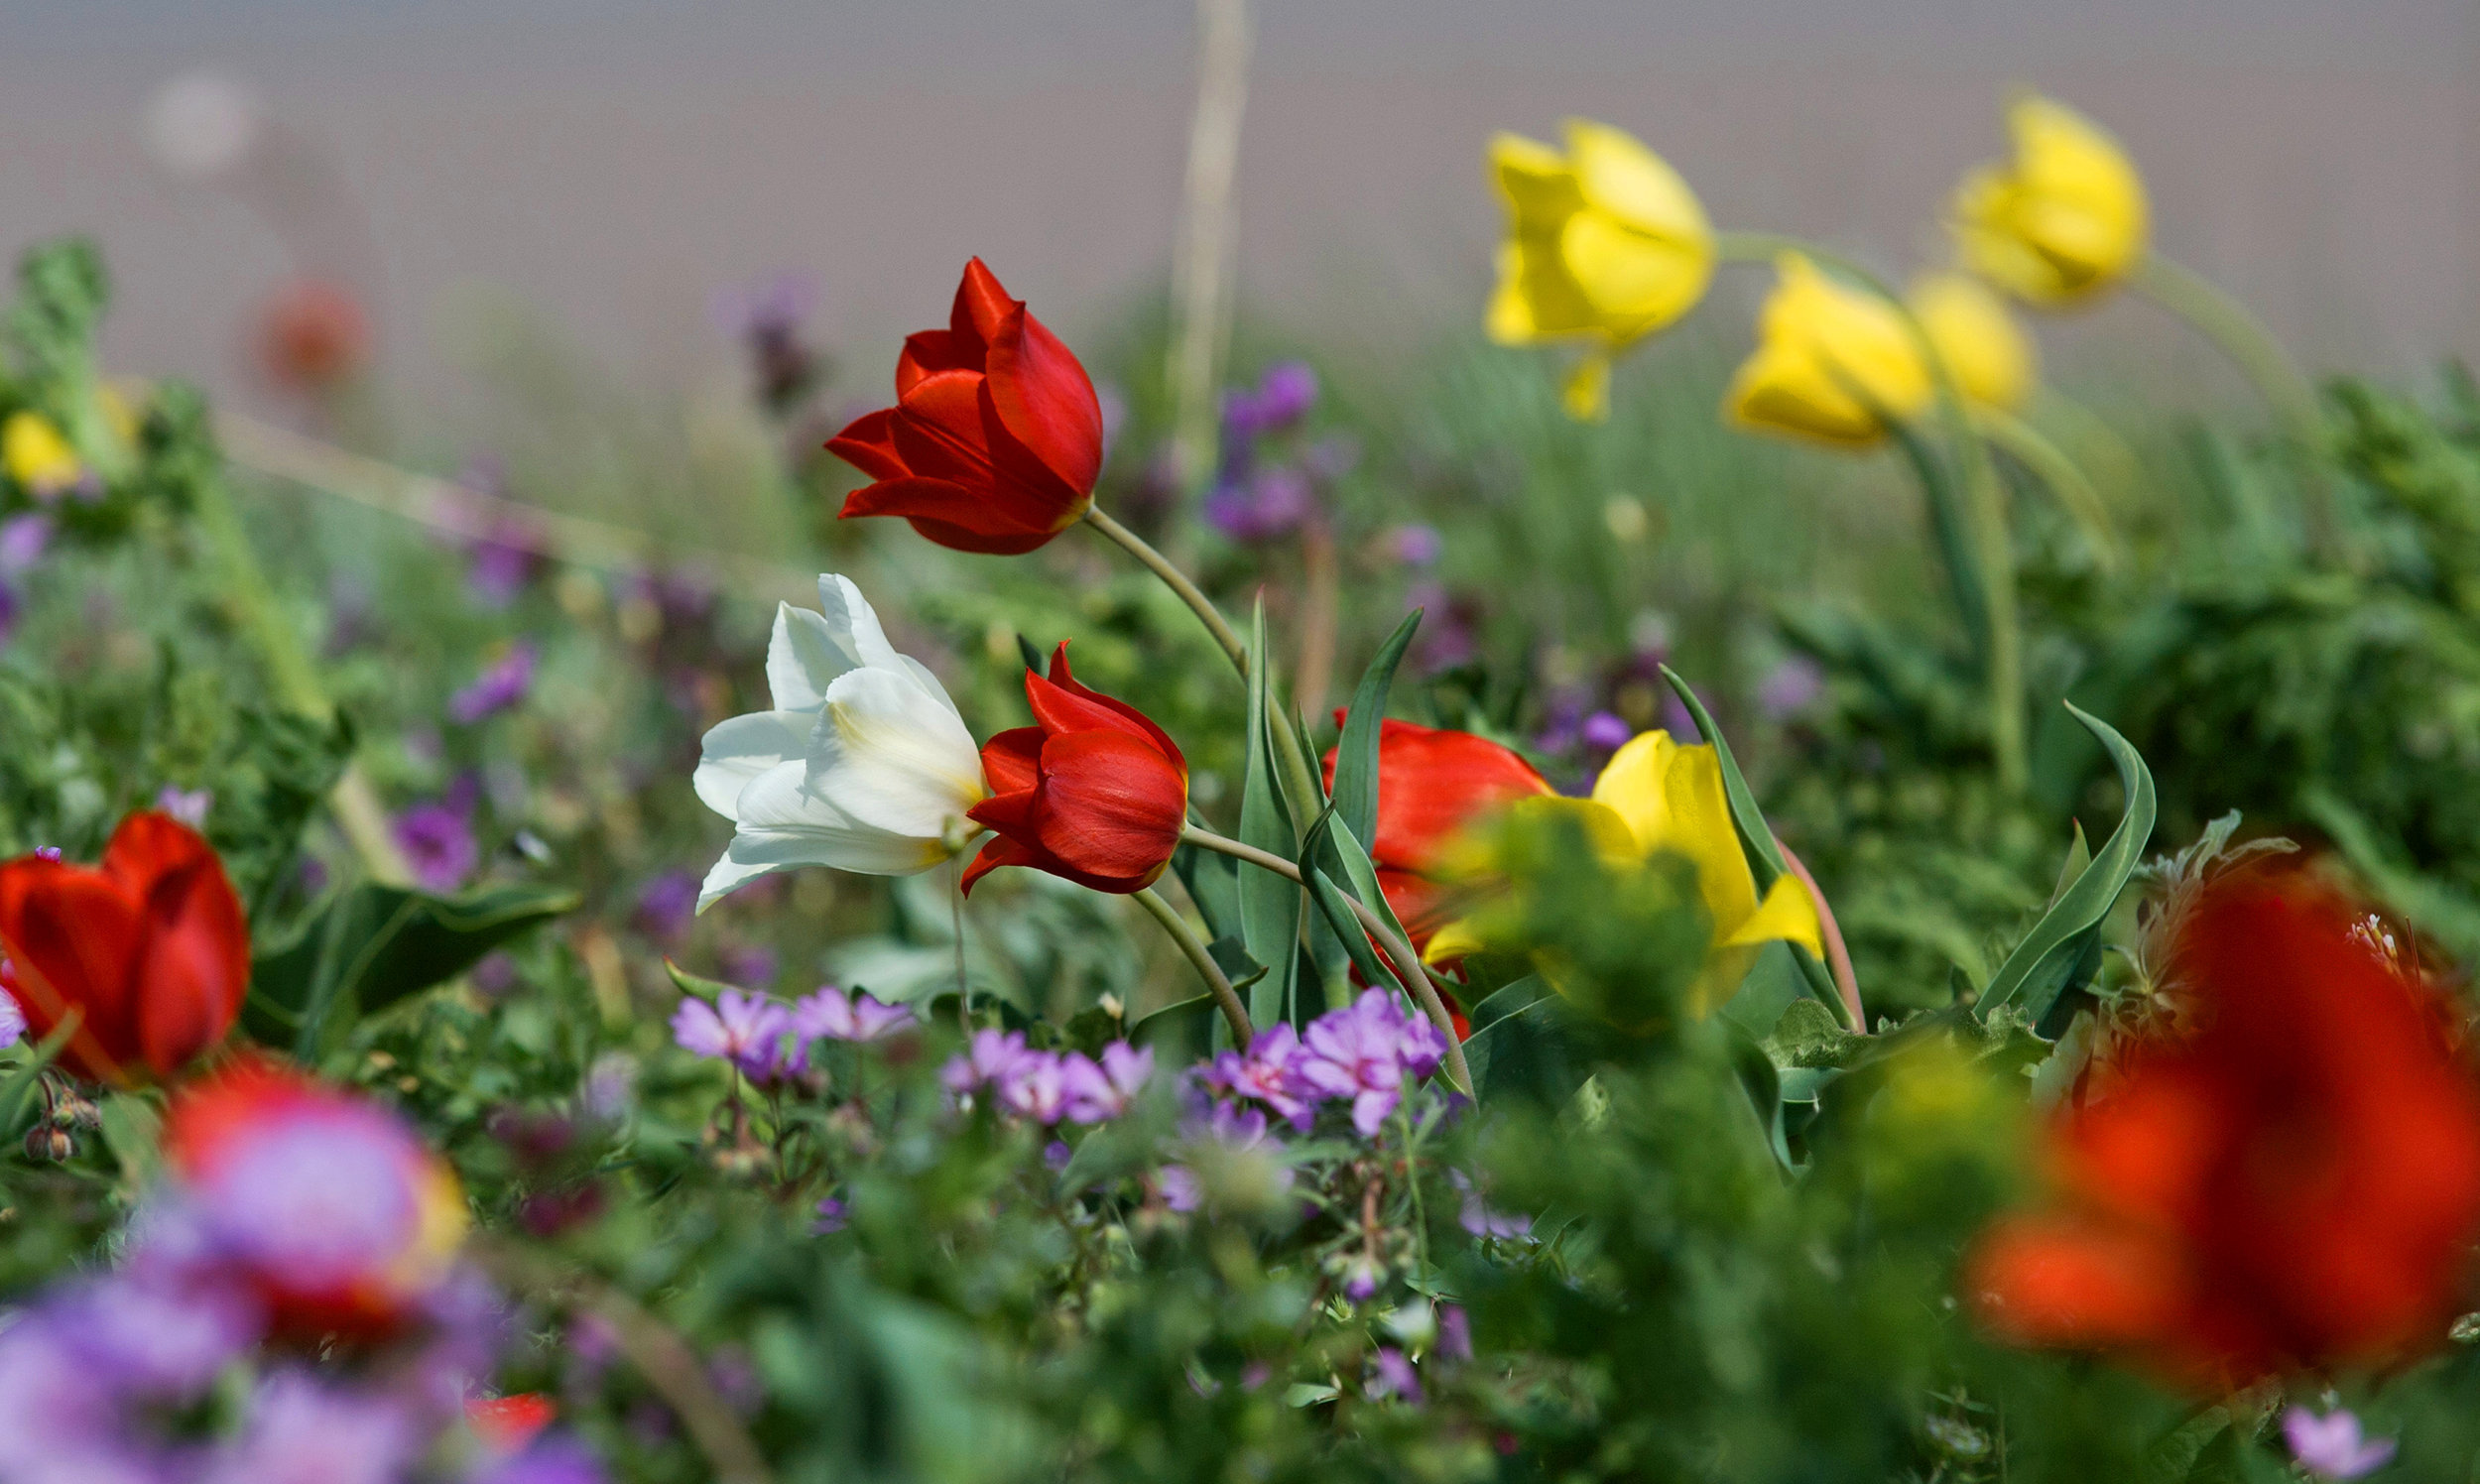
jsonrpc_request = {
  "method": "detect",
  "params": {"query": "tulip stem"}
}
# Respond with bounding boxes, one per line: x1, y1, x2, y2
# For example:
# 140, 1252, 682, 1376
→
1083, 502, 1330, 815
1178, 824, 1475, 1098
1973, 407, 2123, 574
1713, 231, 2026, 792
1134, 885, 1255, 1045
2130, 250, 2334, 556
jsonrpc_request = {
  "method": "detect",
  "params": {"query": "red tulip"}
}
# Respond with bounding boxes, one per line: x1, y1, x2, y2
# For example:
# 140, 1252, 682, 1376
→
828, 258, 1104, 555
466, 1393, 558, 1453
1319, 718, 1550, 949
0, 811, 248, 1085
1963, 873, 2480, 1391
963, 644, 1187, 895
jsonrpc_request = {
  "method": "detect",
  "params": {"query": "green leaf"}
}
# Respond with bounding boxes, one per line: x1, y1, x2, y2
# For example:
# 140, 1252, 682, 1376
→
1461, 995, 1588, 1108
1130, 993, 1215, 1062
244, 881, 579, 1057
97, 1094, 163, 1187
1236, 598, 1302, 1029
1170, 844, 1242, 942
1465, 973, 1546, 1036
1726, 1028, 1799, 1172
664, 957, 743, 1001
1330, 609, 1422, 851
0, 1013, 81, 1136
1299, 849, 1396, 993
1974, 703, 2156, 1033
1717, 940, 1804, 1042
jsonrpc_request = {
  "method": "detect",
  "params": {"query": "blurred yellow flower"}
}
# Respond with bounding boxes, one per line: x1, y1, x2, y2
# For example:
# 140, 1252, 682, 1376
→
1487, 119, 1714, 421
1428, 730, 1821, 1019
1911, 271, 2037, 411
1726, 253, 1931, 447
1950, 95, 2149, 307
3, 411, 83, 497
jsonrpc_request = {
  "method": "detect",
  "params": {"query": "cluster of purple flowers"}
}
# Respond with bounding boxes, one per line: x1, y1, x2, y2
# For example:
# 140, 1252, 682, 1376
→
1156, 1098, 1291, 1213
1199, 988, 1447, 1137
449, 642, 539, 724
672, 984, 917, 1083
0, 1123, 594, 1482
1203, 361, 1359, 545
940, 1031, 1156, 1126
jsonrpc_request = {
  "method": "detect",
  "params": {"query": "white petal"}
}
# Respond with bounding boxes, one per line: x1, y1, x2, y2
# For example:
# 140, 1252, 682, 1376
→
693, 710, 814, 817
736, 761, 951, 872
816, 573, 907, 672
806, 668, 986, 838
766, 603, 847, 712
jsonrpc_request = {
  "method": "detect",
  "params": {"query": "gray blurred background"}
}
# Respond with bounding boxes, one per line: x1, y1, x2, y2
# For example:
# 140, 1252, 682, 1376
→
4, 0, 2475, 427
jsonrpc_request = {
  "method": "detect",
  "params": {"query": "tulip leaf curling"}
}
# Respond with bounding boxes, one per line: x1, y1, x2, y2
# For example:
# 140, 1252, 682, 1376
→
1236, 599, 1303, 1032
1331, 608, 1423, 853
1973, 702, 2156, 1034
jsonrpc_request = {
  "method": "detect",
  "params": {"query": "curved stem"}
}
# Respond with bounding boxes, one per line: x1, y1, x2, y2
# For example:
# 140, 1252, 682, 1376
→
1179, 824, 1473, 1097
1776, 845, 1863, 1034
1133, 885, 1255, 1044
1083, 503, 1248, 670
1082, 502, 1329, 815
1715, 230, 2025, 792
2129, 250, 2334, 556
1973, 406, 2124, 574
949, 856, 971, 1031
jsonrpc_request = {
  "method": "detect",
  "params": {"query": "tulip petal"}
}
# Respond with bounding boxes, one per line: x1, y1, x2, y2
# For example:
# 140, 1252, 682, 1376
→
1718, 873, 1825, 960
1029, 646, 1186, 772
896, 329, 976, 397
959, 832, 1040, 896
807, 668, 986, 839
1563, 118, 1710, 246
984, 302, 1104, 496
0, 866, 142, 1073
694, 709, 814, 816
699, 760, 955, 910
133, 853, 251, 1076
1026, 729, 1187, 884
978, 727, 1045, 798
949, 257, 1015, 352
824, 408, 910, 483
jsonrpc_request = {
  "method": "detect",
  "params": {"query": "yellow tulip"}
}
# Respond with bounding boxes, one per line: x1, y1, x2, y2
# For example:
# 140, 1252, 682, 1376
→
1487, 119, 1714, 421
1949, 95, 2149, 307
1911, 271, 2037, 411
1427, 730, 1821, 1020
1725, 253, 1931, 447
2, 411, 83, 497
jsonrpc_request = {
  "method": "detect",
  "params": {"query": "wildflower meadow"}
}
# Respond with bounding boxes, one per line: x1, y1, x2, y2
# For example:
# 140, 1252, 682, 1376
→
3, 23, 2480, 1484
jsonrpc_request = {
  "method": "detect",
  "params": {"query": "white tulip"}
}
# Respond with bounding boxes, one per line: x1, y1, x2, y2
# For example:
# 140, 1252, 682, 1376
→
694, 575, 985, 910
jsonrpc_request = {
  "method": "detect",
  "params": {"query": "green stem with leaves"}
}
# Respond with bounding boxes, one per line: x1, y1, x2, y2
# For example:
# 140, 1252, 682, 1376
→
1179, 823, 1473, 1098
1714, 231, 2026, 791
1974, 406, 2123, 574
1133, 885, 1255, 1044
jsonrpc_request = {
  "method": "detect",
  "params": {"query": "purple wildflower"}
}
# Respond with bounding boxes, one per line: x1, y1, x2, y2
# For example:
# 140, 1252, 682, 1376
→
1224, 361, 1317, 436
790, 986, 915, 1044
1387, 523, 1443, 567
1755, 653, 1826, 721
1450, 1170, 1532, 1241
1201, 1023, 1317, 1130
811, 1196, 847, 1235
941, 1029, 1030, 1097
0, 984, 22, 1045
670, 989, 793, 1080
1339, 1253, 1383, 1302
395, 784, 479, 895
1579, 710, 1633, 752
1204, 464, 1315, 544
449, 643, 538, 725
996, 1051, 1072, 1124
1369, 1347, 1423, 1405
467, 533, 542, 609
1043, 1139, 1073, 1172
155, 784, 212, 827
0, 512, 51, 573
1062, 1041, 1154, 1123
209, 1370, 418, 1484
1161, 1101, 1293, 1214
633, 870, 698, 944
1296, 989, 1447, 1136
1158, 1166, 1202, 1212
2284, 1408, 2397, 1480
473, 1435, 612, 1484
1436, 1303, 1473, 1363
721, 943, 779, 990
31, 844, 59, 862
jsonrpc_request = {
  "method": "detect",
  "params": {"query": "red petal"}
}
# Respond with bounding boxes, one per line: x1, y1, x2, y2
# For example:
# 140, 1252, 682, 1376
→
882, 372, 1087, 538
1027, 730, 1186, 888
131, 850, 249, 1079
897, 328, 981, 397
949, 258, 1016, 352
1027, 645, 1186, 775
824, 408, 911, 482
1319, 719, 1549, 872
1962, 1215, 2185, 1352
960, 833, 1042, 896
984, 301, 1103, 496
978, 727, 1045, 797
0, 861, 144, 1082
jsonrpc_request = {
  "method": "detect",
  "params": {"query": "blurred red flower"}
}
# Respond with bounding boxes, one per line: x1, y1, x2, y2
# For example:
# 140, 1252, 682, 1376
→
1320, 718, 1550, 950
964, 643, 1187, 895
828, 258, 1104, 555
257, 278, 371, 391
0, 811, 248, 1085
1964, 873, 2480, 1391
466, 1392, 558, 1453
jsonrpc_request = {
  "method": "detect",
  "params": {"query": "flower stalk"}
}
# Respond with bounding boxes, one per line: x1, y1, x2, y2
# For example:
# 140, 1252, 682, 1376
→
1179, 823, 1473, 1098
1133, 885, 1255, 1044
